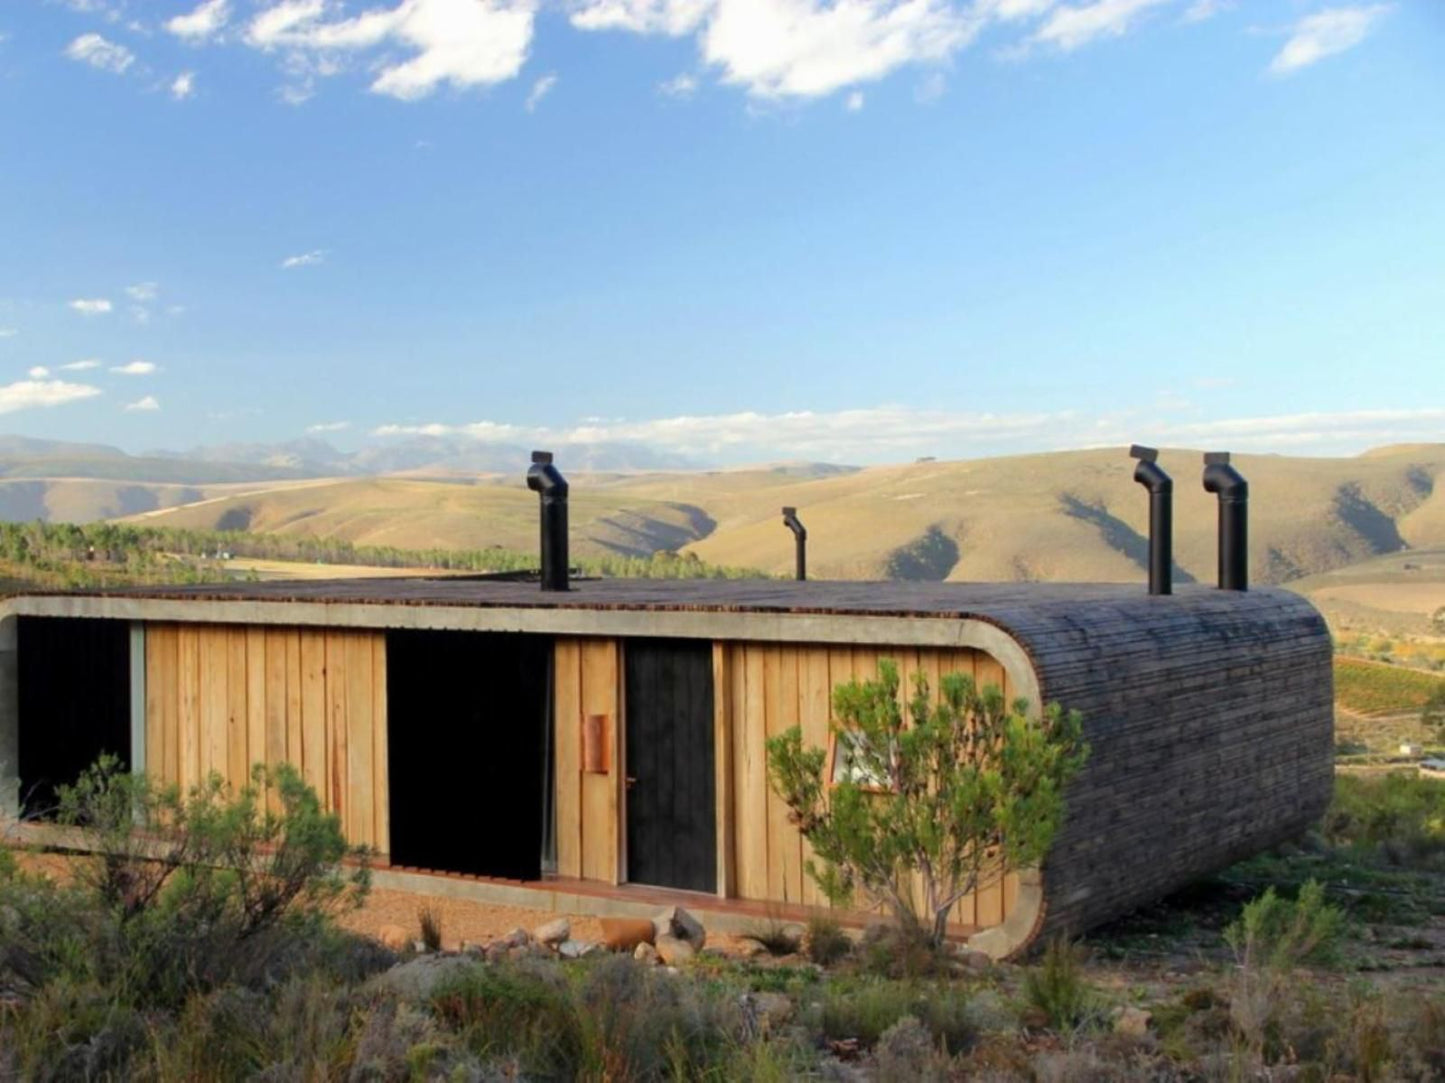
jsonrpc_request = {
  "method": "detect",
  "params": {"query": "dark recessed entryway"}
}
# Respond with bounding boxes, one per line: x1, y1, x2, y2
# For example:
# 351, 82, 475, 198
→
386, 630, 551, 879
18, 617, 131, 818
624, 638, 716, 893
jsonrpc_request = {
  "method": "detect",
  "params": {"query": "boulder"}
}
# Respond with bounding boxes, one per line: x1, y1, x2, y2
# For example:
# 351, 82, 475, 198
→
534, 918, 570, 947
653, 906, 706, 950
655, 933, 696, 966
559, 939, 599, 960
751, 992, 794, 1031
496, 927, 531, 950
634, 942, 661, 965
1113, 1006, 1153, 1037
376, 924, 410, 952
601, 917, 656, 952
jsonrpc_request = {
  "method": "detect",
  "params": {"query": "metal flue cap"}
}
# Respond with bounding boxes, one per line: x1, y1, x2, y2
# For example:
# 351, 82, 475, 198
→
1203, 451, 1231, 466
531, 450, 553, 465
1129, 444, 1158, 463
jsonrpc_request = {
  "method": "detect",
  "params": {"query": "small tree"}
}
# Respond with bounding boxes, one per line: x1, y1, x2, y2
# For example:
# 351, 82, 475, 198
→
766, 660, 1087, 947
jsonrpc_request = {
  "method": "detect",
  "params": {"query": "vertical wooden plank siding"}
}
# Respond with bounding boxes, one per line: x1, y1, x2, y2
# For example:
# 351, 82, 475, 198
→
553, 639, 582, 879
710, 642, 1022, 934
142, 624, 389, 856
579, 639, 621, 884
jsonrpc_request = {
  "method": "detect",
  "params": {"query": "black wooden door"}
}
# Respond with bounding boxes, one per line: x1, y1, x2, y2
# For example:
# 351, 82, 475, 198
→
625, 639, 716, 893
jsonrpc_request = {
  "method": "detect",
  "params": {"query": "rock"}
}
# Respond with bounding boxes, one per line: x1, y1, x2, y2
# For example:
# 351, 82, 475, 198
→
656, 933, 696, 966
559, 939, 599, 960
654, 906, 706, 950
412, 940, 431, 954
634, 942, 661, 965
960, 949, 993, 971
367, 954, 478, 1001
601, 917, 655, 952
1113, 1006, 1152, 1037
739, 940, 770, 958
496, 927, 531, 950
376, 923, 410, 952
534, 918, 571, 947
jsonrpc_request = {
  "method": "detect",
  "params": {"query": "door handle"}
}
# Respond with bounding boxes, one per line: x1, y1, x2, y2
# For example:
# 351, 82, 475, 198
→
625, 776, 637, 790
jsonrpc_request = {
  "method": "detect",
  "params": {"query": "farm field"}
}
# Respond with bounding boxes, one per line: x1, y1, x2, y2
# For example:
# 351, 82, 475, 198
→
1334, 657, 1445, 717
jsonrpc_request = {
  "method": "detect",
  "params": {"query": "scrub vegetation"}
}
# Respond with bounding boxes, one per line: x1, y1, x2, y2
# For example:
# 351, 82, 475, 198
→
1, 766, 1442, 1078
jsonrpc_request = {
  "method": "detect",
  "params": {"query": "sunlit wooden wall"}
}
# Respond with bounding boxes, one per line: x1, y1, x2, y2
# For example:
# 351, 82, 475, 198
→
552, 636, 623, 884
714, 642, 1020, 930
143, 623, 389, 853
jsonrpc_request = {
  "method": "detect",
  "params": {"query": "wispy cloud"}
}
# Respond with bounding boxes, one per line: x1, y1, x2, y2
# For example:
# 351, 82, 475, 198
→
845, 90, 864, 111
123, 394, 160, 412
658, 71, 699, 97
281, 249, 325, 269
1029, 0, 1171, 53
69, 298, 113, 316
914, 70, 946, 104
0, 379, 102, 415
111, 360, 157, 375
1182, 0, 1231, 23
369, 403, 1445, 462
64, 33, 136, 74
171, 71, 196, 99
125, 282, 159, 301
244, 0, 534, 101
60, 359, 101, 371
525, 72, 557, 112
166, 0, 231, 42
0, 328, 16, 339
27, 366, 50, 378
306, 420, 350, 433
1269, 5, 1390, 76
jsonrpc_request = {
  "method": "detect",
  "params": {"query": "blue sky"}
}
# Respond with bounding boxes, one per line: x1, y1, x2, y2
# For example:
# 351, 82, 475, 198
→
0, 0, 1441, 465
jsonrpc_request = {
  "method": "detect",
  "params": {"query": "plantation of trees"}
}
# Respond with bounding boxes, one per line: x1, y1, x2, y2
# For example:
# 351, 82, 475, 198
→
0, 519, 763, 591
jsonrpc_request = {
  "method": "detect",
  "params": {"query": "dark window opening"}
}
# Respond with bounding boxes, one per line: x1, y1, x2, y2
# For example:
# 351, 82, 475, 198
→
386, 630, 551, 879
18, 617, 132, 819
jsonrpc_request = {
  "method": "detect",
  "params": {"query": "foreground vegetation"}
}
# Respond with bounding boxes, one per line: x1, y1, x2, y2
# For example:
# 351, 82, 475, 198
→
2, 767, 1441, 1079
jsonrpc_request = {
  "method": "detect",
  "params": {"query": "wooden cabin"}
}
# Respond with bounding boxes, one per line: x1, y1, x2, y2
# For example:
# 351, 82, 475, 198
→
0, 577, 1332, 958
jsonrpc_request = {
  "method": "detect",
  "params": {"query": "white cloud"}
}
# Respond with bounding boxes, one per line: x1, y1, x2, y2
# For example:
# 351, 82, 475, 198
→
69, 298, 113, 316
27, 366, 50, 378
123, 395, 160, 412
0, 328, 16, 339
306, 420, 351, 433
281, 249, 325, 268
658, 71, 699, 96
571, 0, 713, 34
845, 89, 864, 110
166, 0, 232, 42
702, 0, 978, 98
975, 0, 1056, 18
64, 33, 136, 74
525, 71, 557, 111
1269, 5, 1390, 76
0, 379, 103, 415
125, 281, 159, 301
1181, 0, 1229, 23
171, 71, 196, 99
370, 403, 1445, 462
1029, 0, 1170, 52
60, 359, 101, 371
111, 360, 157, 375
245, 0, 536, 102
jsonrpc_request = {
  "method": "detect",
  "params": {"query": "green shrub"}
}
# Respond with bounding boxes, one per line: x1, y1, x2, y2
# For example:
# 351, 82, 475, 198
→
1021, 939, 1099, 1033
419, 904, 443, 952
1323, 773, 1445, 867
1224, 879, 1346, 971
767, 659, 1087, 947
820, 978, 976, 1053
805, 914, 853, 966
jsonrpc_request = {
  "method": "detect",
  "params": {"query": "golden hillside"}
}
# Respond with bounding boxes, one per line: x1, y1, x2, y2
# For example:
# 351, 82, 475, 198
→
117, 444, 1445, 586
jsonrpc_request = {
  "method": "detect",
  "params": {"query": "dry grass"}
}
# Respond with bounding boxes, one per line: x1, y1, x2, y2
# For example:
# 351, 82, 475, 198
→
106, 444, 1445, 586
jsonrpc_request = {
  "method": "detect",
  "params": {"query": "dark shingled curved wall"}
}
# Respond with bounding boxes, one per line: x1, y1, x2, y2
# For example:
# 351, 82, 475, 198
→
995, 587, 1333, 942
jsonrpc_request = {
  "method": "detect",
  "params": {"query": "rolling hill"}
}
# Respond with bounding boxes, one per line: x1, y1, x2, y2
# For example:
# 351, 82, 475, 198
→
112, 443, 1445, 587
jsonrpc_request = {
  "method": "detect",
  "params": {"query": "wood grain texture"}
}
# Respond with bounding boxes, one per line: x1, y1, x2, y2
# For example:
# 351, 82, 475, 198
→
553, 638, 582, 879
141, 623, 389, 855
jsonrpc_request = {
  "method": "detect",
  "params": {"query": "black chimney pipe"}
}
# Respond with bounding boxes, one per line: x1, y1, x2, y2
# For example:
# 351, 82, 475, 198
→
781, 506, 807, 581
1202, 451, 1248, 591
1129, 444, 1173, 596
526, 450, 569, 592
